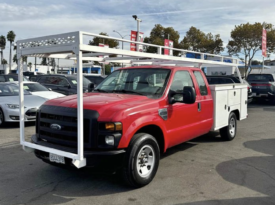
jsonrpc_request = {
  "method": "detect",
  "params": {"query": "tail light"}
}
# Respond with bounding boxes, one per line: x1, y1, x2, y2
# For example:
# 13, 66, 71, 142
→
251, 83, 271, 86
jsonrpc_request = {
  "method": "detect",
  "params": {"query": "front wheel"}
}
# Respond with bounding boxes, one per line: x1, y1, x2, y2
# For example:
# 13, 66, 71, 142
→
122, 133, 160, 188
0, 108, 5, 127
220, 112, 237, 141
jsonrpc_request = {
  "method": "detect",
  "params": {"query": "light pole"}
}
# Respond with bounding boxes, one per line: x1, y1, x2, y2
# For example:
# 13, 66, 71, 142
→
113, 30, 129, 68
113, 30, 129, 50
132, 15, 142, 52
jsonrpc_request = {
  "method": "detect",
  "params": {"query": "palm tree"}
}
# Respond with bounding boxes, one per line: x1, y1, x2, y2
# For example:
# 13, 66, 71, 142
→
7, 31, 16, 72
28, 62, 32, 71
0, 35, 6, 65
2, 59, 7, 64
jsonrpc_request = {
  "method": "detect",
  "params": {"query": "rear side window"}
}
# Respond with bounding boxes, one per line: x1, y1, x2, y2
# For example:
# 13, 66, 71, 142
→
0, 76, 5, 82
194, 71, 208, 95
6, 75, 18, 82
38, 76, 49, 83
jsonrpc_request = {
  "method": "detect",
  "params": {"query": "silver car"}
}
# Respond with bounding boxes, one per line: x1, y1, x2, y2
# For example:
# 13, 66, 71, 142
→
0, 83, 47, 126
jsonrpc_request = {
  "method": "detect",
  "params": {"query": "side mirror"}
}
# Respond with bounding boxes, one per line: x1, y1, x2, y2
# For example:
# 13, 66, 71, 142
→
48, 88, 52, 91
88, 83, 95, 92
169, 86, 196, 104
64, 84, 71, 89
183, 86, 196, 104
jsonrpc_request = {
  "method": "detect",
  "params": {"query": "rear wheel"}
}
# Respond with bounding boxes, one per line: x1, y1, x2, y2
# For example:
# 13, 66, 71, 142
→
268, 95, 275, 105
122, 133, 160, 188
220, 112, 237, 141
0, 108, 5, 127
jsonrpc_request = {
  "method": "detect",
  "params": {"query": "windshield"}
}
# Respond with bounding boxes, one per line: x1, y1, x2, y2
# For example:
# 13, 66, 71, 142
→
0, 84, 31, 96
67, 76, 91, 87
23, 83, 49, 92
247, 74, 274, 82
95, 68, 171, 98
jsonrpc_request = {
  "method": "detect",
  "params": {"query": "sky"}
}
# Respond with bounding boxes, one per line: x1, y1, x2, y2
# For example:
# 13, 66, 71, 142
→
0, 0, 275, 65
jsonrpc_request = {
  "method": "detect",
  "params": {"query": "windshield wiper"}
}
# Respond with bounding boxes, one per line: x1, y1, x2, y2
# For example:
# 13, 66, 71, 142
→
93, 88, 108, 93
112, 89, 144, 96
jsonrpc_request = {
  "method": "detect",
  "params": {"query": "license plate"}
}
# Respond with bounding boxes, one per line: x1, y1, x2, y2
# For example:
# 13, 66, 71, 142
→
49, 153, 65, 164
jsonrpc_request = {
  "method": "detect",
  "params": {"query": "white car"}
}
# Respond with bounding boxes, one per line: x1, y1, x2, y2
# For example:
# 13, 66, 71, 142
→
20, 82, 65, 100
0, 83, 47, 126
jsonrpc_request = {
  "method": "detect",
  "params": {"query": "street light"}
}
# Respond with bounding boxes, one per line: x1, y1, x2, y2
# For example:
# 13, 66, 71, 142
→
132, 15, 142, 52
113, 30, 129, 50
113, 30, 130, 68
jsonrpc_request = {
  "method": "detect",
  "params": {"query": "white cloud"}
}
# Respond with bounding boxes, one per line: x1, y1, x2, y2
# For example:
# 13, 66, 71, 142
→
1, 0, 275, 64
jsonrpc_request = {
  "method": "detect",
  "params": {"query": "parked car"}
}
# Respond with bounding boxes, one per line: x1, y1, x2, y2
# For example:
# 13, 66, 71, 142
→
23, 71, 44, 80
83, 74, 106, 87
31, 66, 248, 187
247, 73, 275, 104
33, 74, 93, 95
0, 74, 28, 82
0, 83, 47, 126
206, 76, 253, 103
20, 82, 65, 100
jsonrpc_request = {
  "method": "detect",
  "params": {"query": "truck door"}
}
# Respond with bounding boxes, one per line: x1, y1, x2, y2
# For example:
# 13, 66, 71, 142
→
166, 70, 202, 147
192, 70, 213, 134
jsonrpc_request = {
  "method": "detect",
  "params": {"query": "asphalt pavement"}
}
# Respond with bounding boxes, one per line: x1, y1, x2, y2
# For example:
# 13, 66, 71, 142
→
0, 100, 275, 205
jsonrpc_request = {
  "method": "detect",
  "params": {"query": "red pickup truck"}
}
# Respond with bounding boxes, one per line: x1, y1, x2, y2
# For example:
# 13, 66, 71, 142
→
32, 65, 247, 187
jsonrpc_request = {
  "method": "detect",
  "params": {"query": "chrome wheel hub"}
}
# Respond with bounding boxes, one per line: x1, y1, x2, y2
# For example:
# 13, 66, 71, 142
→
136, 145, 155, 178
229, 117, 236, 137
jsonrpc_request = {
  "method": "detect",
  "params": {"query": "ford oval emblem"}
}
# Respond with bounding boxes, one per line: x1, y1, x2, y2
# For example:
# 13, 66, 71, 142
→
50, 124, 62, 130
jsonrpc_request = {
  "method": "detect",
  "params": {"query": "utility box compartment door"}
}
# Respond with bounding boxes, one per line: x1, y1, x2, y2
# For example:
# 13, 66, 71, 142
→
228, 89, 241, 106
240, 87, 248, 120
211, 90, 229, 130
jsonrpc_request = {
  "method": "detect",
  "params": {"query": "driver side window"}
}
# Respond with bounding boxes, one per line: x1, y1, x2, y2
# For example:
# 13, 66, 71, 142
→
170, 71, 194, 92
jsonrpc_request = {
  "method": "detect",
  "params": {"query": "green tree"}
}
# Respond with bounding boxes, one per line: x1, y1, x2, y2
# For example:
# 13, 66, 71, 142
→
49, 58, 56, 67
227, 22, 275, 78
7, 31, 16, 72
143, 24, 180, 55
28, 62, 32, 70
88, 32, 119, 48
13, 54, 27, 64
0, 35, 6, 65
251, 60, 262, 65
2, 59, 7, 64
89, 32, 119, 74
40, 57, 47, 65
179, 26, 224, 54
13, 54, 17, 64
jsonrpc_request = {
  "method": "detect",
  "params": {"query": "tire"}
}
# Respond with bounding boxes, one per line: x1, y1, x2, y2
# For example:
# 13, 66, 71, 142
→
0, 108, 5, 127
122, 133, 160, 188
220, 112, 237, 141
268, 95, 275, 106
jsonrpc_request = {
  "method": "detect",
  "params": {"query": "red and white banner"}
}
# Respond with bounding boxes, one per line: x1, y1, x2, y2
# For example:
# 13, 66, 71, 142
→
130, 30, 144, 52
262, 29, 267, 57
164, 39, 173, 55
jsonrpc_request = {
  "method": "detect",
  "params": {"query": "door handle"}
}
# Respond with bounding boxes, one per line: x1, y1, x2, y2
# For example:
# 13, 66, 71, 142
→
198, 102, 201, 112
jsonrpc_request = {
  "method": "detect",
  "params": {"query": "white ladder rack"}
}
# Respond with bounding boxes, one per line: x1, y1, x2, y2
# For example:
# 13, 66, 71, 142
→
16, 31, 242, 168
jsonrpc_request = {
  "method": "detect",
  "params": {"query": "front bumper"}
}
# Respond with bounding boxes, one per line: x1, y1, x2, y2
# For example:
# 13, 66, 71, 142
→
3, 107, 37, 122
31, 134, 126, 169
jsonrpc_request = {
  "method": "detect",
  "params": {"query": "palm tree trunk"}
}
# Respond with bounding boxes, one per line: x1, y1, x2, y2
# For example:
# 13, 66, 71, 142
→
0, 49, 2, 65
9, 41, 12, 73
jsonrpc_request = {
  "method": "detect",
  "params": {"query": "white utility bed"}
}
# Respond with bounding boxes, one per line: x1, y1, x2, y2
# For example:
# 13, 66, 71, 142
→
210, 84, 248, 131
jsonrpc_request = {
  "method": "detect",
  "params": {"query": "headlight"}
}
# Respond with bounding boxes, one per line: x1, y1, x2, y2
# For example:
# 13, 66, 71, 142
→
103, 122, 122, 131
6, 104, 26, 109
6, 104, 20, 109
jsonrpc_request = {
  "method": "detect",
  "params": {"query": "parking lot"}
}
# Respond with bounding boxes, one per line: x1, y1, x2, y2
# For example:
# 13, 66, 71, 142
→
0, 101, 274, 205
